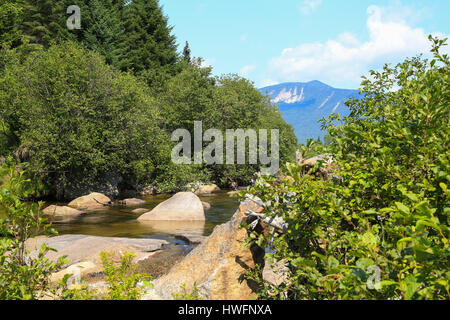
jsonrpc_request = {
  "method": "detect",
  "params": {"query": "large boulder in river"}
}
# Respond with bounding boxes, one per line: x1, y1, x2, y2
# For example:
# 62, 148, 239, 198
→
42, 205, 85, 222
142, 199, 265, 300
138, 192, 205, 221
68, 193, 112, 210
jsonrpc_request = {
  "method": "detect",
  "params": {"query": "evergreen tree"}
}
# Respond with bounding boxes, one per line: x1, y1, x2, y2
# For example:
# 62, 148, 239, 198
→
121, 0, 179, 75
81, 0, 126, 67
20, 0, 66, 47
183, 41, 191, 63
0, 0, 24, 47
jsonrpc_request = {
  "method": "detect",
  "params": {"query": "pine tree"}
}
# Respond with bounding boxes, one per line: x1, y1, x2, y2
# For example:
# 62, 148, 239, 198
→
81, 0, 125, 67
121, 0, 179, 74
0, 0, 24, 47
183, 41, 191, 63
20, 0, 67, 47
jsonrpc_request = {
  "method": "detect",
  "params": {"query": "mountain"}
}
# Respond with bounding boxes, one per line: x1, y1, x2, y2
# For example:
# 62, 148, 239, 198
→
259, 81, 361, 144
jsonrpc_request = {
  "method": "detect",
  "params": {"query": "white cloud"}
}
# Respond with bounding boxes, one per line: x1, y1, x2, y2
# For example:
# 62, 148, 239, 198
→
299, 0, 322, 15
240, 33, 248, 42
259, 79, 279, 88
200, 57, 216, 69
239, 64, 256, 77
265, 4, 448, 88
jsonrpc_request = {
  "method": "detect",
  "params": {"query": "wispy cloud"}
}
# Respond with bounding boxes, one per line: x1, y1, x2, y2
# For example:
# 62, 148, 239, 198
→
239, 64, 256, 77
264, 4, 449, 88
299, 0, 322, 15
200, 57, 216, 69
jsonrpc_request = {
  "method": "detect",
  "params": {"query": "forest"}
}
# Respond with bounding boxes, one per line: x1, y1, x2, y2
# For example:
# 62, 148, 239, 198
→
0, 0, 297, 200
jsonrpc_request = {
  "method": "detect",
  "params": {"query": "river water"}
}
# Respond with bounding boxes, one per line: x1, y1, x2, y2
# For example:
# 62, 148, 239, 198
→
48, 191, 240, 242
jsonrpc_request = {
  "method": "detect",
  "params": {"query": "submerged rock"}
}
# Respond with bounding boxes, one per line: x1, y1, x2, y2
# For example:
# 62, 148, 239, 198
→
137, 192, 205, 221
119, 198, 146, 206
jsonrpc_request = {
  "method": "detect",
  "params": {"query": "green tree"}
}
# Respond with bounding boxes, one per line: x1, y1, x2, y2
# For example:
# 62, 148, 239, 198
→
0, 42, 167, 198
183, 41, 191, 63
121, 0, 180, 84
20, 0, 67, 47
76, 0, 126, 67
159, 67, 297, 187
0, 0, 24, 47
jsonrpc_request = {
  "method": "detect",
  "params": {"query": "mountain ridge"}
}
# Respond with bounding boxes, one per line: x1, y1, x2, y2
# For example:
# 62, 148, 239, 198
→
259, 81, 361, 144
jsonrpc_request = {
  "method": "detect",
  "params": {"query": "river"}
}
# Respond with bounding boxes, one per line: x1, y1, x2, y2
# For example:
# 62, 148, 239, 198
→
47, 191, 240, 242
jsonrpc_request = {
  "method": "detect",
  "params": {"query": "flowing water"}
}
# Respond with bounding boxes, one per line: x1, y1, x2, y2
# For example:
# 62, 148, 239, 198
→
48, 191, 240, 242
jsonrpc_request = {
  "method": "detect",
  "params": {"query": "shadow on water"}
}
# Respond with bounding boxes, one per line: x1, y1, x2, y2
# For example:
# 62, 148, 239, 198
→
49, 191, 240, 241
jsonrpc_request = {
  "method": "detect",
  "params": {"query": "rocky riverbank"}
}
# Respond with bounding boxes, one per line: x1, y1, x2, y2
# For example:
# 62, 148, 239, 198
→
24, 188, 272, 300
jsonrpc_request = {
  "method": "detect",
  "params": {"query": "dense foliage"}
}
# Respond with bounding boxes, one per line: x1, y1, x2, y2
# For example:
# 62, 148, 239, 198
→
0, 42, 168, 198
0, 164, 66, 299
0, 1, 297, 198
243, 37, 449, 300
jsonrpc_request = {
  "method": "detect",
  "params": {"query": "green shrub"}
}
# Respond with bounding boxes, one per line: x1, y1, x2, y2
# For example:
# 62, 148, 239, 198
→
172, 283, 204, 300
243, 36, 449, 300
60, 251, 153, 300
0, 165, 66, 300
100, 251, 153, 300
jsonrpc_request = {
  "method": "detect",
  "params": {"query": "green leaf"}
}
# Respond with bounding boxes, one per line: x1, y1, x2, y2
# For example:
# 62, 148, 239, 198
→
361, 232, 378, 249
400, 275, 421, 300
396, 202, 411, 215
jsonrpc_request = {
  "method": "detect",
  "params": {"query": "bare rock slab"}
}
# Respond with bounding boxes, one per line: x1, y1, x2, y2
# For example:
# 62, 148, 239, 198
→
26, 235, 169, 266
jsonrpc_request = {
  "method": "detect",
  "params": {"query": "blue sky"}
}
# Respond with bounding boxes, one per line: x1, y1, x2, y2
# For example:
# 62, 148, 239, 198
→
159, 0, 450, 89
